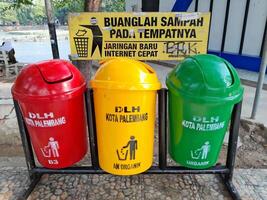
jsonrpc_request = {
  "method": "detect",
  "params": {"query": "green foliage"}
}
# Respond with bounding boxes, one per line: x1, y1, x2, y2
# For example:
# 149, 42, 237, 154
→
16, 3, 46, 25
53, 0, 84, 11
0, 2, 18, 24
33, 2, 47, 24
16, 6, 34, 25
0, 0, 126, 25
53, 0, 84, 24
103, 0, 125, 12
0, 0, 33, 11
0, 0, 85, 25
0, 0, 46, 25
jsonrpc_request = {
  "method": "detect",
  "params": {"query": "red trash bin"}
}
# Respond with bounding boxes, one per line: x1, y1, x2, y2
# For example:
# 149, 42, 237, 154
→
12, 60, 88, 169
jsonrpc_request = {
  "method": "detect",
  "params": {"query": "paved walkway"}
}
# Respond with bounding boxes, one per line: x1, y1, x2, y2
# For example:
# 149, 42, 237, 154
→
0, 165, 266, 200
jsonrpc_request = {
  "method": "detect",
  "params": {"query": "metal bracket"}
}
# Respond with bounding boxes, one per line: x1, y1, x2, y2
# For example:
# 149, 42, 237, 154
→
14, 88, 242, 200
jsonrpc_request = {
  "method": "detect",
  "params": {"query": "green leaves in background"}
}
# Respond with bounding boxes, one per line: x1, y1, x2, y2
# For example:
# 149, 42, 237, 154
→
0, 0, 45, 25
0, 0, 125, 25
53, 0, 84, 25
103, 0, 125, 12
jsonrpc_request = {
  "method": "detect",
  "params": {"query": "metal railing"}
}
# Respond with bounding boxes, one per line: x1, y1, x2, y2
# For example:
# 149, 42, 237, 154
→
14, 88, 243, 200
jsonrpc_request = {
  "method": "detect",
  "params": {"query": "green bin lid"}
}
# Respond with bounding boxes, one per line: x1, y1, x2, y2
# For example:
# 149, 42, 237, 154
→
166, 54, 243, 103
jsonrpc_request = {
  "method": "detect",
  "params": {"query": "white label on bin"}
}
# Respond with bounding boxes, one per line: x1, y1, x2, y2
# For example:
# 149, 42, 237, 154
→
40, 137, 60, 158
40, 137, 60, 165
185, 141, 211, 166
186, 160, 210, 166
182, 115, 225, 132
25, 112, 66, 128
190, 141, 210, 160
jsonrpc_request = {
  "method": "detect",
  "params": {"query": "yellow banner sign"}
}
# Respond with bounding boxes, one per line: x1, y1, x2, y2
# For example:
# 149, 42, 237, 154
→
68, 12, 210, 60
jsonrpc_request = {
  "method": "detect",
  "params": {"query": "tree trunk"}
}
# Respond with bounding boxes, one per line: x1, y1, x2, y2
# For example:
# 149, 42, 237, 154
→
84, 0, 102, 12
75, 0, 102, 83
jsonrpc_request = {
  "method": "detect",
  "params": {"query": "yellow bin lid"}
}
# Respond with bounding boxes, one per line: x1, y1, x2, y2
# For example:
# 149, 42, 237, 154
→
90, 58, 161, 90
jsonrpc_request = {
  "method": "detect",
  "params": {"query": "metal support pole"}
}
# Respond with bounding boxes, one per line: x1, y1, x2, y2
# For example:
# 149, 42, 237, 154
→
76, 61, 93, 84
222, 179, 241, 200
142, 0, 159, 11
44, 0, 59, 59
32, 165, 228, 174
86, 89, 99, 169
251, 27, 267, 119
14, 100, 43, 200
219, 101, 242, 200
158, 89, 167, 169
13, 100, 36, 176
226, 102, 242, 181
15, 89, 242, 199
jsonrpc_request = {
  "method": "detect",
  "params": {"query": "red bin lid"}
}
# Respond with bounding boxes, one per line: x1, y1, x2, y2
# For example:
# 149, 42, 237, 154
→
12, 59, 86, 102
37, 61, 73, 83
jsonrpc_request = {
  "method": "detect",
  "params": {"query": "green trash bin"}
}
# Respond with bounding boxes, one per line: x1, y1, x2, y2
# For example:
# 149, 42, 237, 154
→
166, 54, 244, 169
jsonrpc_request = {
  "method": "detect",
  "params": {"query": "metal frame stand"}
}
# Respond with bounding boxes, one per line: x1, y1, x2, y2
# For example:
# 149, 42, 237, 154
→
14, 88, 242, 200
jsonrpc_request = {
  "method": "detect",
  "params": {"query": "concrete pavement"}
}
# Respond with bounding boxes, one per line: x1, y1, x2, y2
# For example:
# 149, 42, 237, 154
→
0, 162, 266, 200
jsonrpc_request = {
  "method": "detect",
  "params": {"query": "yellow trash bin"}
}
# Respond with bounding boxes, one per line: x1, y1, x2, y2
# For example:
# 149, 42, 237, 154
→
90, 58, 161, 175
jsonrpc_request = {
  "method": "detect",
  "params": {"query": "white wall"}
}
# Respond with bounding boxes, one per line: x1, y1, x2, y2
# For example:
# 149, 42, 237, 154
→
125, 0, 267, 57
242, 0, 267, 56
224, 0, 247, 54
208, 0, 228, 51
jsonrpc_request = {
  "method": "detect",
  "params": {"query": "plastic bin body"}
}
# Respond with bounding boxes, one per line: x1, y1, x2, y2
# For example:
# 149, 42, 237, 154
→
12, 60, 88, 169
91, 58, 161, 175
166, 54, 243, 169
